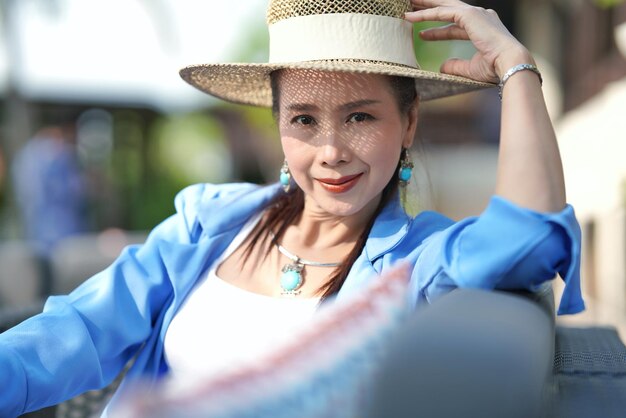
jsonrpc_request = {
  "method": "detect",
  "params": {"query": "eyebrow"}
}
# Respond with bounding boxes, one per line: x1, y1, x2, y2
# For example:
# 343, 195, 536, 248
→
286, 103, 318, 112
285, 99, 381, 112
339, 99, 381, 111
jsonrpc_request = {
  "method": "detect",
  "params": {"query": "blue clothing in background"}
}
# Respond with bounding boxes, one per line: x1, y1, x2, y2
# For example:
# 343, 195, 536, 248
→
12, 134, 87, 256
0, 182, 584, 417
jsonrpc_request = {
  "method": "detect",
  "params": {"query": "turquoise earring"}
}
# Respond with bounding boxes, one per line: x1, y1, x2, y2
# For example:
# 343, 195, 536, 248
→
398, 148, 414, 187
280, 160, 292, 193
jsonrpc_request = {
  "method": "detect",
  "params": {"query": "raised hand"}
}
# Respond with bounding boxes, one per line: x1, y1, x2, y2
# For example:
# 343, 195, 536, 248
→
407, 1, 565, 213
405, 0, 534, 84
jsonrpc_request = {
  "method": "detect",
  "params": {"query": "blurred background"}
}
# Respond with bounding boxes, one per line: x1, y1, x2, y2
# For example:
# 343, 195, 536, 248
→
0, 0, 625, 342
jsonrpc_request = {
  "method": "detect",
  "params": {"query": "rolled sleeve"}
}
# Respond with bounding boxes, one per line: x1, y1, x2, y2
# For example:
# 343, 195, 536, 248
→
413, 196, 584, 315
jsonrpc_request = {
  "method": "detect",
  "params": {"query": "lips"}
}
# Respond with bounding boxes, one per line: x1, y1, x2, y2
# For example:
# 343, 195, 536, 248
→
316, 173, 363, 193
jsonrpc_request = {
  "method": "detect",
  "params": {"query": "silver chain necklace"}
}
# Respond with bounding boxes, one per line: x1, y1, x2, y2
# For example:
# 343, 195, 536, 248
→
270, 232, 342, 296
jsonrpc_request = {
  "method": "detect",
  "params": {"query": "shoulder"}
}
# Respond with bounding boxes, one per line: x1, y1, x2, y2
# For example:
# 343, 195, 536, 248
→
411, 209, 455, 232
405, 209, 456, 246
364, 205, 455, 267
174, 182, 262, 215
172, 182, 280, 240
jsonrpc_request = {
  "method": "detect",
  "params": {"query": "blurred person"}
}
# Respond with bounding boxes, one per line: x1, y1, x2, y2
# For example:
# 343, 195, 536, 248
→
0, 144, 5, 201
10, 121, 88, 295
0, 0, 585, 417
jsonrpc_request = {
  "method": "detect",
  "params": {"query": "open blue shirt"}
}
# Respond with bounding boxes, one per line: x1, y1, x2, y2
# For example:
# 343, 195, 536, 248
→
0, 182, 584, 417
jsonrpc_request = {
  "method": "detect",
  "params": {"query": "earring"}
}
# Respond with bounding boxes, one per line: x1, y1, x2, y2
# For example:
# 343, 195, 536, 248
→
280, 159, 292, 193
398, 148, 414, 187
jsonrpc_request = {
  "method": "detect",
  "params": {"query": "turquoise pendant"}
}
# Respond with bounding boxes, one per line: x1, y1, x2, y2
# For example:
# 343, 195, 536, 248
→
280, 262, 303, 296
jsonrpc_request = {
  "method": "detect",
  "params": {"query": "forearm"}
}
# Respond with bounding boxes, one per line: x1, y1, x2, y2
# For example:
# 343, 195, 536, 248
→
495, 50, 566, 213
411, 195, 584, 315
0, 344, 28, 417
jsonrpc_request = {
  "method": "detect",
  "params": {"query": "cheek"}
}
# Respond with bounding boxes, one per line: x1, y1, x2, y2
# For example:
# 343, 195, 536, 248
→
281, 135, 313, 173
368, 150, 401, 185
359, 127, 404, 173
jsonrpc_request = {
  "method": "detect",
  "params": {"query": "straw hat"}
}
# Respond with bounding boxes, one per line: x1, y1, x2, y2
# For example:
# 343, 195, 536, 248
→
180, 0, 494, 107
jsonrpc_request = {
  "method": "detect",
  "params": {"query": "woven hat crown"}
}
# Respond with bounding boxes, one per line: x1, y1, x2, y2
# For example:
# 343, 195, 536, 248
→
266, 0, 412, 25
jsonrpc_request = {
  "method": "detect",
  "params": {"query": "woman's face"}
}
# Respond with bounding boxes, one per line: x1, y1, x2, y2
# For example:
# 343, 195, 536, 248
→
276, 70, 418, 218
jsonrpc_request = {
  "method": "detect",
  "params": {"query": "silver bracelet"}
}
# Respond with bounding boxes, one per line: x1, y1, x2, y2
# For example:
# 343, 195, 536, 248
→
497, 63, 543, 100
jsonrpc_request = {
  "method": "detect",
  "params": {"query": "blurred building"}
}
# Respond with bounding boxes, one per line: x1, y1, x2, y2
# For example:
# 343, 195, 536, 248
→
515, 0, 626, 335
554, 6, 626, 334
0, 0, 625, 329
0, 0, 271, 308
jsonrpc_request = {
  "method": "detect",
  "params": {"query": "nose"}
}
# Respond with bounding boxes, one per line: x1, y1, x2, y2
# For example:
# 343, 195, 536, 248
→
319, 126, 350, 167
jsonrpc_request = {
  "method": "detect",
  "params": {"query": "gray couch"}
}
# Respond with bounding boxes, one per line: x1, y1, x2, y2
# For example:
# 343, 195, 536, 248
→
366, 288, 626, 418
4, 288, 625, 418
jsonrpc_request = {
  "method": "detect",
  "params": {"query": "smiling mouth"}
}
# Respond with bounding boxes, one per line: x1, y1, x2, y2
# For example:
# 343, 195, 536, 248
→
316, 173, 363, 193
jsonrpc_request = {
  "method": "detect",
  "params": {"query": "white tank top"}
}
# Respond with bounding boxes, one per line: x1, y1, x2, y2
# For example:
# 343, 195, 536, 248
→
163, 212, 321, 391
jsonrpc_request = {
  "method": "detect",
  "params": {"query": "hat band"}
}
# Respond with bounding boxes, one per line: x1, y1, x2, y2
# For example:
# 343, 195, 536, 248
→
268, 13, 419, 68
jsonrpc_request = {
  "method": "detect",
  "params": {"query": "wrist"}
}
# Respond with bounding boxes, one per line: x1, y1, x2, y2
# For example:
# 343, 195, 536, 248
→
495, 47, 535, 80
497, 64, 543, 100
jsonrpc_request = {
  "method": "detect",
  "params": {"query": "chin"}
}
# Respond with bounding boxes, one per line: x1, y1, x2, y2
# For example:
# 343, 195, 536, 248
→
313, 195, 374, 218
302, 181, 383, 218
324, 203, 363, 217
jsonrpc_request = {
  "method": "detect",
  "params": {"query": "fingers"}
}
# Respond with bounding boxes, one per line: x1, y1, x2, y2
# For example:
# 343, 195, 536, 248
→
404, 6, 460, 25
406, 3, 499, 25
410, 0, 433, 12
440, 58, 467, 76
419, 23, 469, 41
410, 0, 473, 13
411, 0, 461, 8
405, 5, 504, 39
440, 58, 499, 83
406, 0, 517, 83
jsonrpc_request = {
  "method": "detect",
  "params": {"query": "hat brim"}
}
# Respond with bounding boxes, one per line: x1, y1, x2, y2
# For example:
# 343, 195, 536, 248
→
179, 60, 495, 108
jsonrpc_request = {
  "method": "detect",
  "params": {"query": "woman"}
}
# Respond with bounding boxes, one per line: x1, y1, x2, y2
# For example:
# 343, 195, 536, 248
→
0, 0, 584, 416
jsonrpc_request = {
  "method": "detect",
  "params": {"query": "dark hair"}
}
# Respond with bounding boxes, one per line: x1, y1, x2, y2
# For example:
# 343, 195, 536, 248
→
243, 72, 417, 303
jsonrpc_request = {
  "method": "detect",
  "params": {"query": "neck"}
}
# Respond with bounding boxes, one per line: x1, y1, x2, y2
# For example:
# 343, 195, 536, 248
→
289, 193, 381, 251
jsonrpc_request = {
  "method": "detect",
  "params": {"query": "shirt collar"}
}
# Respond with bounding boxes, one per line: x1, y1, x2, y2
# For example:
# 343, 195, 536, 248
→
197, 183, 281, 238
364, 192, 411, 262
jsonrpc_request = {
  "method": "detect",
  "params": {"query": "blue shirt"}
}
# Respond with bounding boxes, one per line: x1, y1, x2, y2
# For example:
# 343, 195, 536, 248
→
0, 182, 584, 417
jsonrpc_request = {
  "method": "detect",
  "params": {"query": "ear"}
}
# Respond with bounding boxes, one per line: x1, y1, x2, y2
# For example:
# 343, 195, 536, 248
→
402, 98, 419, 149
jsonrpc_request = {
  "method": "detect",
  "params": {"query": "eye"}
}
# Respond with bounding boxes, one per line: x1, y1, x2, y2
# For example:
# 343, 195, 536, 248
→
291, 115, 316, 126
347, 112, 374, 123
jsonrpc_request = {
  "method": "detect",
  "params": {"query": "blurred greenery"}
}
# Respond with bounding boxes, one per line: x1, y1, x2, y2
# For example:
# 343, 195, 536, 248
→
228, 12, 278, 143
122, 112, 232, 231
230, 14, 269, 63
593, 0, 625, 8
149, 113, 230, 186
412, 22, 455, 72
240, 103, 277, 138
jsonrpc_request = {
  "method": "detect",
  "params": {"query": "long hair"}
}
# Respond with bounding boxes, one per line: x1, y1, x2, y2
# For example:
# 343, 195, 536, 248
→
241, 73, 417, 303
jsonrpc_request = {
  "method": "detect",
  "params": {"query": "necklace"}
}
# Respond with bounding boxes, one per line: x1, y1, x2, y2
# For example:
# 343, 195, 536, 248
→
270, 233, 342, 296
